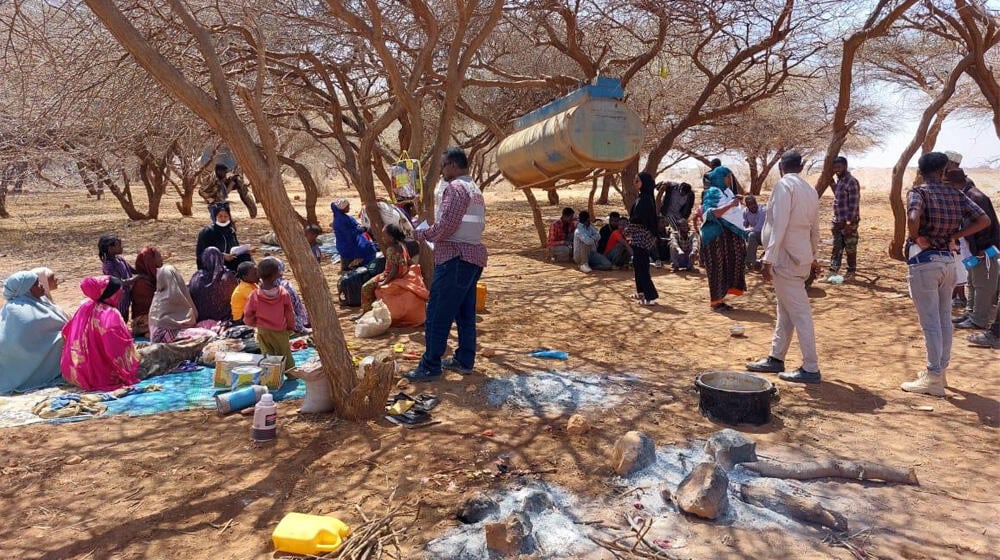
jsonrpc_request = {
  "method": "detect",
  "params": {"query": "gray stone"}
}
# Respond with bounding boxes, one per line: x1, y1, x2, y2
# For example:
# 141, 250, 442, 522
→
674, 461, 729, 520
705, 429, 757, 468
456, 494, 499, 524
520, 489, 554, 514
610, 431, 656, 476
485, 512, 534, 557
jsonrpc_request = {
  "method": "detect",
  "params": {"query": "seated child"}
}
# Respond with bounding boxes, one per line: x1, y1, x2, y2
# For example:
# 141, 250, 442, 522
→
230, 261, 259, 325
305, 223, 323, 261
243, 257, 295, 371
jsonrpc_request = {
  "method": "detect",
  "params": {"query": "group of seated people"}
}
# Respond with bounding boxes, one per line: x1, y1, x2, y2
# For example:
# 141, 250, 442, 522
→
546, 205, 701, 273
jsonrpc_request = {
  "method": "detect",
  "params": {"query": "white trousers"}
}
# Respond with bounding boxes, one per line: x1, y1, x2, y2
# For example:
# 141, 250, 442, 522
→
770, 264, 819, 372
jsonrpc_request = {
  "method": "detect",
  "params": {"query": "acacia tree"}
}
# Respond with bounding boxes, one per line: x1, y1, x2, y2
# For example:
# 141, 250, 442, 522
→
80, 0, 393, 419
812, 0, 919, 196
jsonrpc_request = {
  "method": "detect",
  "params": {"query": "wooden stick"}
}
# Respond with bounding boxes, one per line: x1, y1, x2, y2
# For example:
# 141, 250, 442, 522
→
742, 458, 918, 485
739, 481, 848, 532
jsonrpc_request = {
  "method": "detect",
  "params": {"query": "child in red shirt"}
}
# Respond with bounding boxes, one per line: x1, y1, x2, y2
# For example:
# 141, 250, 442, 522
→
243, 257, 296, 370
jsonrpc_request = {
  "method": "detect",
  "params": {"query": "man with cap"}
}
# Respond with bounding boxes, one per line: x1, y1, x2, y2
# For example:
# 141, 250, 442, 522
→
828, 156, 861, 277
944, 151, 1000, 331
900, 152, 990, 396
746, 150, 822, 383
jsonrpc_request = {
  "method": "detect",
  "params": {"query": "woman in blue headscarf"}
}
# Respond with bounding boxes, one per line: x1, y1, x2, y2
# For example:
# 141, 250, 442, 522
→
0, 271, 68, 393
700, 165, 748, 312
331, 198, 376, 271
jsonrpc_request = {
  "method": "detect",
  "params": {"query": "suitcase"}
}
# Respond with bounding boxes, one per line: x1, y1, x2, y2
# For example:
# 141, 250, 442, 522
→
338, 268, 373, 307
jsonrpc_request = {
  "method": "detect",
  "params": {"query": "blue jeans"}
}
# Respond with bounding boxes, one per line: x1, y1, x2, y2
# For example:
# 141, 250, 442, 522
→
907, 257, 956, 375
419, 257, 483, 373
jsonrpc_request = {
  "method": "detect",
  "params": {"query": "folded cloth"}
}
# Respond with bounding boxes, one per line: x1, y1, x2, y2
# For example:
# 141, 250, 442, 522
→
31, 385, 162, 419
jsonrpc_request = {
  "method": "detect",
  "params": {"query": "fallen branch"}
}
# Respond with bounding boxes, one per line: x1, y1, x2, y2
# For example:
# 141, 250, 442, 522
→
742, 458, 918, 485
739, 480, 848, 532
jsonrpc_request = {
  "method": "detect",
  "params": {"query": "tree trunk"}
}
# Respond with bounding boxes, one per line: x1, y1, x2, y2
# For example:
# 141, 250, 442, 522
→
546, 189, 559, 206
597, 174, 612, 205
234, 177, 259, 218
889, 56, 971, 261
175, 181, 195, 216
814, 0, 919, 197
279, 155, 320, 225
921, 107, 953, 154
621, 160, 638, 213
524, 188, 547, 248
0, 182, 9, 218
587, 175, 598, 219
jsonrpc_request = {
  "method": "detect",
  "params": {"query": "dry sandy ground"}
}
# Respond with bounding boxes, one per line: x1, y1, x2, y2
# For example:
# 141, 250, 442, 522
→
0, 171, 998, 560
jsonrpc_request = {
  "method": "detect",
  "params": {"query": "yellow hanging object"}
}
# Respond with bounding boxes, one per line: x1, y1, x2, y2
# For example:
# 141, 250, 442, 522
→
272, 513, 352, 555
393, 343, 405, 353
658, 65, 669, 79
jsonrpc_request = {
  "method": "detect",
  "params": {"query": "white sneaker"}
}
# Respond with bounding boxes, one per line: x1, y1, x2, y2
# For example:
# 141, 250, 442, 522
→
579, 264, 592, 273
900, 371, 945, 397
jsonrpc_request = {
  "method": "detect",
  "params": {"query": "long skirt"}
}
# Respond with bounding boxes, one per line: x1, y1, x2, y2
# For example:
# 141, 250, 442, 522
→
701, 228, 747, 305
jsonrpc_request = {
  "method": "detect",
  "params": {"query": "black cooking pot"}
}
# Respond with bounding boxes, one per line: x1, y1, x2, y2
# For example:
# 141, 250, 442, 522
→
695, 371, 777, 426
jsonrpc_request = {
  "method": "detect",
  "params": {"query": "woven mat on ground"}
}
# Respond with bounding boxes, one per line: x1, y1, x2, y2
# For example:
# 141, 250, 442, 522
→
0, 348, 316, 429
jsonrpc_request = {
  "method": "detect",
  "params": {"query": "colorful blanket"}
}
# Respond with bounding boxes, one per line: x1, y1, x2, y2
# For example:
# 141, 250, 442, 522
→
0, 348, 316, 428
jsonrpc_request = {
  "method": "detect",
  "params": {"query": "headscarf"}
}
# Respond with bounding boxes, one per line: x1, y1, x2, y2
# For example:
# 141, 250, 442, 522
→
132, 247, 160, 318
332, 198, 349, 211
1, 270, 67, 394
3, 271, 38, 301
631, 172, 659, 234
209, 201, 231, 223
706, 166, 733, 190
199, 246, 228, 288
29, 268, 56, 301
149, 265, 197, 330
637, 172, 656, 198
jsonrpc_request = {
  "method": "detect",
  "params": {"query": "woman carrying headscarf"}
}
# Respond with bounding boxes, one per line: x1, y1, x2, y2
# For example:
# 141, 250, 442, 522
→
196, 202, 252, 273
189, 246, 239, 322
131, 246, 163, 336
149, 265, 198, 343
628, 172, 661, 305
60, 276, 140, 392
700, 165, 748, 312
331, 198, 376, 271
0, 271, 68, 394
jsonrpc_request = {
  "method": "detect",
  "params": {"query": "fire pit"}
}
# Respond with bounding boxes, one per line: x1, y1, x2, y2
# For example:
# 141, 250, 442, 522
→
695, 372, 777, 426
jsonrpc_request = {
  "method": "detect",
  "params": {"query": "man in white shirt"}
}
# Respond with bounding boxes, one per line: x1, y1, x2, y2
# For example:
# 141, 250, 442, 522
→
746, 151, 822, 383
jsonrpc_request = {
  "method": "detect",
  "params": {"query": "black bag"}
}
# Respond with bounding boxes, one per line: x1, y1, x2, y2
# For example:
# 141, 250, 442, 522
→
338, 267, 373, 307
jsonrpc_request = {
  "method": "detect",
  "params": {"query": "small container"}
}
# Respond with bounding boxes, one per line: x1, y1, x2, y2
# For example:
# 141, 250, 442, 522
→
476, 282, 487, 313
963, 255, 981, 270
272, 513, 351, 555
252, 393, 278, 443
215, 385, 268, 415
231, 365, 261, 390
985, 245, 1000, 259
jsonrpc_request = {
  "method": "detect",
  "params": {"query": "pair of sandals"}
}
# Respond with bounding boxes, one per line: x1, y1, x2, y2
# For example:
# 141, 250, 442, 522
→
385, 392, 440, 427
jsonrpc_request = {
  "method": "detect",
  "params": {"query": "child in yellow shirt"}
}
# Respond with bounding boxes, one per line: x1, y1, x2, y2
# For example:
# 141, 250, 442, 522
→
230, 261, 259, 325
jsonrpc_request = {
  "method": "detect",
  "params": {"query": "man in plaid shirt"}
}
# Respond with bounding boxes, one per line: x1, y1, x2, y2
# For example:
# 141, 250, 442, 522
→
405, 147, 487, 381
901, 152, 990, 397
829, 156, 860, 276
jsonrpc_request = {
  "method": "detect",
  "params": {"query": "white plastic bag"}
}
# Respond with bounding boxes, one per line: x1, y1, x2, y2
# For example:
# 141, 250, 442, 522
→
354, 300, 392, 338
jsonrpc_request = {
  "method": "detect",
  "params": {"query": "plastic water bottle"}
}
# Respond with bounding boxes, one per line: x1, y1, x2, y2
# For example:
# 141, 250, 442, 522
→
530, 349, 569, 360
252, 393, 278, 443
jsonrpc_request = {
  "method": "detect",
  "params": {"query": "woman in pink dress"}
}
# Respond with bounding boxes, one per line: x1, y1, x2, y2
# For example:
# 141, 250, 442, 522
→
60, 276, 140, 391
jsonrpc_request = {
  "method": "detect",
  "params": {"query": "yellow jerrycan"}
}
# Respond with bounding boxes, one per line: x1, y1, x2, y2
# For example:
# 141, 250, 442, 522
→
272, 512, 352, 555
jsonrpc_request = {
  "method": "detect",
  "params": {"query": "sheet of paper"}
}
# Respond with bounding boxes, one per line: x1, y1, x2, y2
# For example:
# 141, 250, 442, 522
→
230, 244, 251, 256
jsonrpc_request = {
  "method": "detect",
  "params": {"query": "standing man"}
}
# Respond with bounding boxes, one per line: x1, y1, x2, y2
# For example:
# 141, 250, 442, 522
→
900, 152, 990, 396
746, 151, 822, 383
828, 156, 861, 277
742, 195, 767, 269
944, 152, 1000, 330
404, 148, 487, 381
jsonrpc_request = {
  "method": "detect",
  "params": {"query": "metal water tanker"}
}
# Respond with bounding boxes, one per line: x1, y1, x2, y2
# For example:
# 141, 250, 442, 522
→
496, 77, 645, 188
